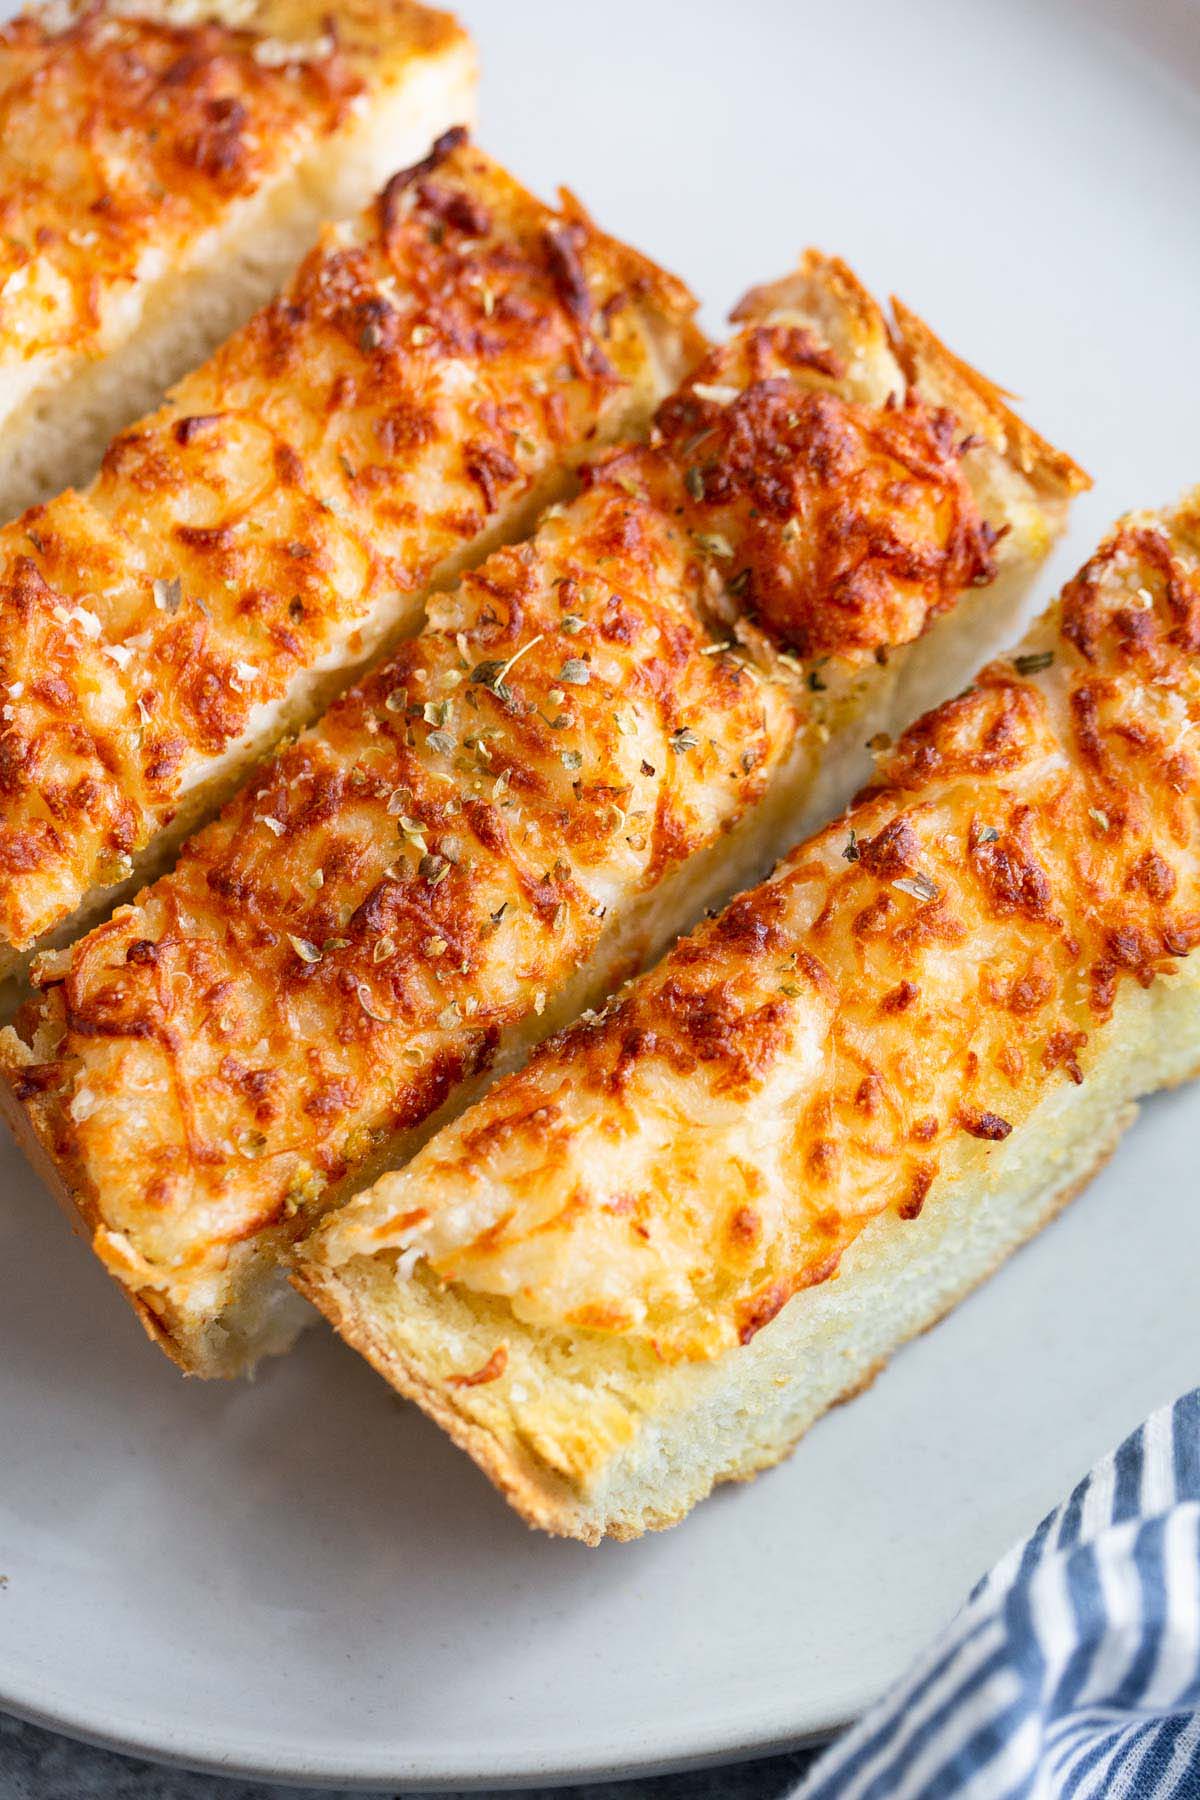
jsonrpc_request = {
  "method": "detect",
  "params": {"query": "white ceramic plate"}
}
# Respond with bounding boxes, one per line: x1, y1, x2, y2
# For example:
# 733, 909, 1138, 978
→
3, 0, 1200, 1786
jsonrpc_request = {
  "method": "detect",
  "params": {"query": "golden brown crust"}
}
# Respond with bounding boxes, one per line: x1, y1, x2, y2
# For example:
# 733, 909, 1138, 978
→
0, 136, 699, 956
315, 499, 1200, 1365
889, 300, 1089, 499
290, 1256, 585, 1536
0, 0, 468, 368
730, 251, 889, 355
0, 1038, 195, 1368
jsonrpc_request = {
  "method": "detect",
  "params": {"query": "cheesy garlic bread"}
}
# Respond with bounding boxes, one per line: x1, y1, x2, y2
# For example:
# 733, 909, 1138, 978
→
0, 0, 478, 519
0, 134, 701, 981
296, 498, 1200, 1541
0, 256, 1084, 1377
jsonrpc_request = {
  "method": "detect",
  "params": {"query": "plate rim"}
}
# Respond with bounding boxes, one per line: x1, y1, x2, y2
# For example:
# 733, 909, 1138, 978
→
0, 1681, 839, 1790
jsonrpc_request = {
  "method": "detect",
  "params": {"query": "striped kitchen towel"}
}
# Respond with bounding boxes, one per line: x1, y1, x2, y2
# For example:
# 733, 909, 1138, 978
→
795, 1390, 1200, 1800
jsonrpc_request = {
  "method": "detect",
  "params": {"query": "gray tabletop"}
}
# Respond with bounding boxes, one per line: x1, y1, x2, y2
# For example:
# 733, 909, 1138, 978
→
0, 1715, 822, 1800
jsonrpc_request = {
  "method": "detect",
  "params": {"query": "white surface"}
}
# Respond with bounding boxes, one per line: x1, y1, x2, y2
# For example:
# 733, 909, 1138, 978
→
3, 0, 1200, 1786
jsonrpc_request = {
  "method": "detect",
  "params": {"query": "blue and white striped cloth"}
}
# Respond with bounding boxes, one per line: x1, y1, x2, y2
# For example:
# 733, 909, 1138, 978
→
795, 1391, 1200, 1800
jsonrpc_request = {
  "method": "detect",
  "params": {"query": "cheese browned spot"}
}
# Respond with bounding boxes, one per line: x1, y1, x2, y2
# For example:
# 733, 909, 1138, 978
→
655, 336, 998, 663
1, 253, 1084, 1377
0, 136, 701, 972
296, 498, 1199, 1541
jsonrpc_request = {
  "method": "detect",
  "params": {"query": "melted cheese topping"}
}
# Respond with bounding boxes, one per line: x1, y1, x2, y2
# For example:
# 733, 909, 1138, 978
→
0, 0, 460, 368
327, 500, 1200, 1360
17, 486, 796, 1284
0, 137, 697, 951
655, 322, 999, 665
6, 254, 1065, 1330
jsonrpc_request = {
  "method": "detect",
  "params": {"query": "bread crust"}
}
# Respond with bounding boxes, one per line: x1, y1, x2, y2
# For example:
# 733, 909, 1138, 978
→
290, 1255, 583, 1535
888, 300, 1087, 497
0, 1033, 196, 1367
296, 496, 1200, 1537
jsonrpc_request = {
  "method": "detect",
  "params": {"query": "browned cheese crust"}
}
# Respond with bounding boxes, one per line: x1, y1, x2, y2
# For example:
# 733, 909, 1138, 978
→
0, 134, 699, 958
1, 253, 1081, 1368
302, 495, 1200, 1408
653, 317, 998, 664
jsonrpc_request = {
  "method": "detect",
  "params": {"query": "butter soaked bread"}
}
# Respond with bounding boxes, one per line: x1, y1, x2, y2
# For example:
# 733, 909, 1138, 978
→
1, 254, 1084, 1376
0, 132, 701, 981
295, 496, 1200, 1541
0, 0, 480, 520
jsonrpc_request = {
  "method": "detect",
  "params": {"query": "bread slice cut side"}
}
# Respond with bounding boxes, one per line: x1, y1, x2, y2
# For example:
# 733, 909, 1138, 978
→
0, 0, 478, 520
295, 496, 1200, 1539
1, 254, 1084, 1376
0, 135, 701, 983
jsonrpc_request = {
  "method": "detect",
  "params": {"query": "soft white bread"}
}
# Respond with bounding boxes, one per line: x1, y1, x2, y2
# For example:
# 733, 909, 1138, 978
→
296, 495, 1200, 1540
0, 254, 1083, 1377
0, 135, 701, 982
0, 0, 478, 520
